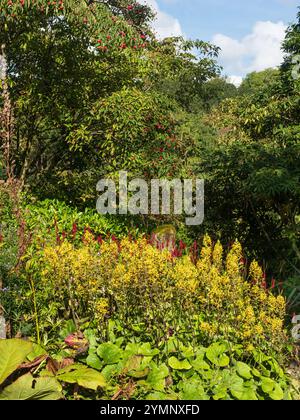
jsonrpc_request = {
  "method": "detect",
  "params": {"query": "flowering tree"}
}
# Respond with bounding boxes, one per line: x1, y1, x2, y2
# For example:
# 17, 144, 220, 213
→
0, 0, 220, 204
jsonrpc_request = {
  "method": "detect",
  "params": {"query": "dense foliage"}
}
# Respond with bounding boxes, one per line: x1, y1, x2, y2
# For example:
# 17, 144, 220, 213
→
194, 10, 300, 313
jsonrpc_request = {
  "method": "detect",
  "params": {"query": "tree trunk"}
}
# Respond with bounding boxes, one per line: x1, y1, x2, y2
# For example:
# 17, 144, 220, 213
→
1, 43, 14, 181
0, 44, 11, 339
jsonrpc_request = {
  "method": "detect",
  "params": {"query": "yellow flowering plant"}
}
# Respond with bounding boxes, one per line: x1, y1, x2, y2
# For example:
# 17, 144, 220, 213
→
28, 233, 288, 355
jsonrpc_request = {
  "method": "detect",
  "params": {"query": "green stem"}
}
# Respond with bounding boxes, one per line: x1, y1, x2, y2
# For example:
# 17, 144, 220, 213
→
29, 275, 40, 345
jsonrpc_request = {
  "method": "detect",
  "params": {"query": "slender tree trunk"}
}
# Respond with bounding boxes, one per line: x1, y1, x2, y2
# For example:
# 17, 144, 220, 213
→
0, 44, 13, 339
0, 43, 14, 182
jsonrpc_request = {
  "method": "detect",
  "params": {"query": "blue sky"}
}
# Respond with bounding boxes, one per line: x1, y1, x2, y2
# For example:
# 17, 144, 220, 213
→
143, 0, 300, 84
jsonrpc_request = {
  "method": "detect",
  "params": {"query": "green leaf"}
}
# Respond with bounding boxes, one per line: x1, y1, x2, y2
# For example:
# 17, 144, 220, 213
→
252, 368, 262, 378
84, 329, 98, 350
240, 387, 258, 401
268, 359, 284, 379
269, 384, 284, 401
213, 382, 229, 400
59, 320, 76, 340
146, 364, 169, 391
57, 364, 106, 391
129, 367, 151, 379
179, 378, 209, 400
146, 390, 178, 400
165, 338, 181, 354
261, 378, 275, 393
192, 356, 211, 372
0, 374, 62, 400
124, 343, 159, 357
168, 357, 192, 371
236, 362, 252, 379
138, 343, 160, 357
124, 355, 152, 378
180, 345, 194, 359
261, 378, 284, 400
86, 354, 102, 371
206, 343, 230, 367
0, 339, 33, 385
253, 350, 270, 364
26, 343, 47, 362
229, 370, 259, 401
97, 343, 123, 365
101, 364, 122, 381
146, 392, 168, 400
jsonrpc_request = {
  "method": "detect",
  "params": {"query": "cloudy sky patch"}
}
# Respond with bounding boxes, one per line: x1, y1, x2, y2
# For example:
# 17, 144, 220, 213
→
145, 0, 298, 83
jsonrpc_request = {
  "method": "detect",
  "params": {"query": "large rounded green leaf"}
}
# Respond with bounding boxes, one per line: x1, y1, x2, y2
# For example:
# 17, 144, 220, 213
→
97, 343, 123, 365
86, 354, 102, 371
192, 356, 211, 372
230, 378, 258, 401
261, 378, 284, 400
236, 362, 252, 380
0, 374, 62, 400
179, 378, 209, 400
101, 364, 122, 381
124, 343, 159, 358
168, 357, 192, 370
206, 343, 230, 367
0, 339, 33, 385
269, 384, 284, 401
146, 364, 169, 391
124, 355, 152, 378
57, 364, 106, 391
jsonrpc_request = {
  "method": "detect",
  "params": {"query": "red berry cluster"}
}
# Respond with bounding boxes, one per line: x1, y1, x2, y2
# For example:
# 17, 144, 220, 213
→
96, 30, 148, 53
125, 3, 147, 16
0, 0, 64, 16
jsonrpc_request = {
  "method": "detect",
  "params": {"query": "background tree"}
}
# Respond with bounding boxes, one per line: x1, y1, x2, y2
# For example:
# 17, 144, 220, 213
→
0, 0, 220, 205
193, 8, 300, 289
238, 68, 280, 97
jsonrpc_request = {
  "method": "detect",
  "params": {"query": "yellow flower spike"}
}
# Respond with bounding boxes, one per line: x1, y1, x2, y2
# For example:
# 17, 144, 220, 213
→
226, 254, 239, 278
212, 241, 223, 268
200, 235, 213, 262
249, 261, 263, 283
254, 324, 264, 336
172, 256, 199, 293
94, 298, 109, 320
225, 241, 243, 278
230, 241, 243, 258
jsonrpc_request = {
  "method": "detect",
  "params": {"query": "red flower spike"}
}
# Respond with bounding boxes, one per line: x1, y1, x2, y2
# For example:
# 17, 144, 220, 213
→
179, 240, 186, 250
71, 223, 78, 238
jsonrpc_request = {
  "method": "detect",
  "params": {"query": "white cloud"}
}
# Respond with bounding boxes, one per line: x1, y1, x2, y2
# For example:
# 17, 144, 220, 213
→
142, 0, 183, 39
228, 75, 243, 87
212, 21, 287, 80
